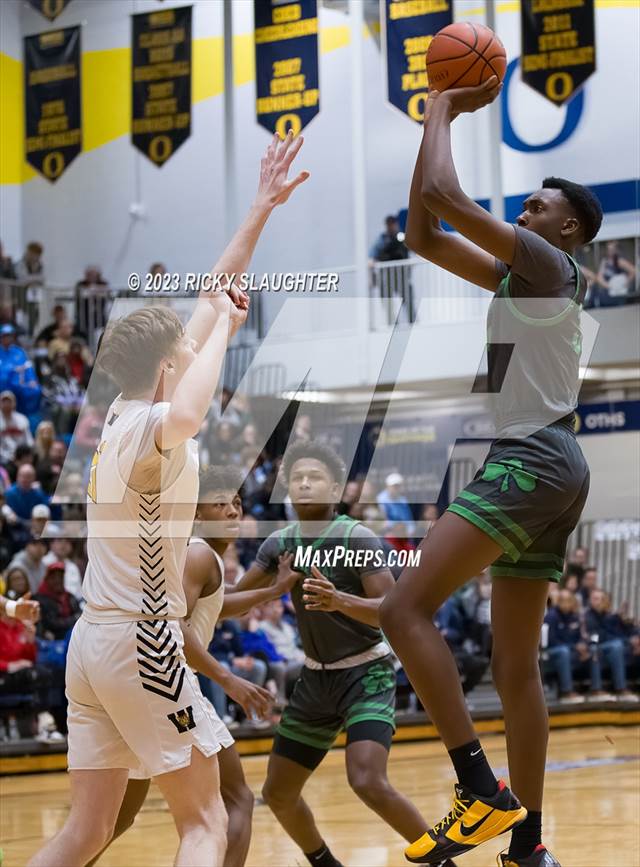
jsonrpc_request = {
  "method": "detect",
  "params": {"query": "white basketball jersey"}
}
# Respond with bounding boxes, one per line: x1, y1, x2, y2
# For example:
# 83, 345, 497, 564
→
186, 538, 225, 651
82, 396, 199, 623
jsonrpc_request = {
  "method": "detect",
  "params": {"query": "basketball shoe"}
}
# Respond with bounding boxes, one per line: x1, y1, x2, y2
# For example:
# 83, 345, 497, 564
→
497, 844, 561, 866
404, 780, 527, 863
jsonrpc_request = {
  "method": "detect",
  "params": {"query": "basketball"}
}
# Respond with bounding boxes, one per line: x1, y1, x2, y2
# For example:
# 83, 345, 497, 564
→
426, 22, 507, 92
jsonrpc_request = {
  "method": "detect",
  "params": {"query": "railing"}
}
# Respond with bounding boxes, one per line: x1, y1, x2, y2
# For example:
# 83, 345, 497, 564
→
572, 520, 640, 616
369, 258, 486, 330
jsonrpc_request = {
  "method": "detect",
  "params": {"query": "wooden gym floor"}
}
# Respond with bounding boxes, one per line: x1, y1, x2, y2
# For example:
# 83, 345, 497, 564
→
1, 726, 638, 867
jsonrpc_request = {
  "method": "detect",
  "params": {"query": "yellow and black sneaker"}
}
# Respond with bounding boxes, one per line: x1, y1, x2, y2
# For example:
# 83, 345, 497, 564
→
498, 844, 561, 866
405, 780, 527, 864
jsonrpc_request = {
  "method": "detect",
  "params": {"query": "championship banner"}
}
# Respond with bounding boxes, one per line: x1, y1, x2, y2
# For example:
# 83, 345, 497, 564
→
383, 0, 453, 124
24, 26, 81, 182
254, 0, 319, 137
28, 0, 72, 21
131, 6, 192, 167
521, 0, 596, 106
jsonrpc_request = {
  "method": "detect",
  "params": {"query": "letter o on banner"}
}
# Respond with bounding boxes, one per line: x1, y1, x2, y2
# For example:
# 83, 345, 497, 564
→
407, 92, 427, 123
545, 71, 573, 103
502, 58, 584, 153
42, 151, 65, 180
43, 0, 65, 18
275, 113, 302, 138
149, 134, 173, 164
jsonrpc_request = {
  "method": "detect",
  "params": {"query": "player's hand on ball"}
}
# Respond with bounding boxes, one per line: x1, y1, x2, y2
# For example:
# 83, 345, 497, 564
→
275, 552, 300, 595
226, 674, 273, 720
258, 130, 310, 209
302, 567, 341, 612
441, 75, 502, 117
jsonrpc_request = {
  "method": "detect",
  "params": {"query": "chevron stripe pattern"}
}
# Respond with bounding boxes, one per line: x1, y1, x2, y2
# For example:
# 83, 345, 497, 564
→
135, 493, 185, 703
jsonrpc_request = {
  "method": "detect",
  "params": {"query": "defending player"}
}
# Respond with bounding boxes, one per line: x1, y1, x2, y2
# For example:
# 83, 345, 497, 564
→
93, 465, 300, 867
378, 78, 603, 867
28, 132, 309, 867
236, 440, 456, 867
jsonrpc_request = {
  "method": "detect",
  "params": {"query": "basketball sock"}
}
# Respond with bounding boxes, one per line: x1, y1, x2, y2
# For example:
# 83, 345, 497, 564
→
448, 740, 498, 797
304, 843, 342, 867
508, 810, 542, 859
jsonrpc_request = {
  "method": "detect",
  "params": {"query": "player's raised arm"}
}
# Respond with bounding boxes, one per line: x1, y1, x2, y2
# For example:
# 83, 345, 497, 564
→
406, 128, 500, 292
419, 78, 517, 269
185, 131, 310, 348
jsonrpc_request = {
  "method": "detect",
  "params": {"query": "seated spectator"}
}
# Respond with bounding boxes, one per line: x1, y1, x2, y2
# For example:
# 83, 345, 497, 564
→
209, 420, 239, 466
585, 589, 639, 701
236, 609, 289, 706
5, 464, 51, 522
459, 571, 492, 657
543, 589, 608, 703
36, 306, 86, 346
435, 596, 489, 695
207, 618, 268, 721
51, 470, 85, 523
377, 473, 415, 538
0, 390, 34, 464
36, 440, 67, 497
34, 562, 81, 640
30, 504, 51, 539
1, 566, 66, 739
42, 353, 85, 435
42, 533, 83, 600
579, 566, 599, 608
32, 338, 53, 383
236, 514, 261, 570
47, 320, 76, 360
0, 325, 42, 425
8, 537, 48, 593
68, 338, 93, 387
259, 599, 304, 702
5, 443, 38, 484
594, 241, 637, 307
222, 544, 245, 586
33, 420, 56, 464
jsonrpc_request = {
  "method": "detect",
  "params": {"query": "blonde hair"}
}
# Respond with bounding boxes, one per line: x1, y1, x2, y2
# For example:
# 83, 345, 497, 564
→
97, 306, 184, 395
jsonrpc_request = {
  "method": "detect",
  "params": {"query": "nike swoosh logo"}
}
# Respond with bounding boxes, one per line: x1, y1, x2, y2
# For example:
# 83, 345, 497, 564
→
459, 808, 495, 837
470, 748, 482, 756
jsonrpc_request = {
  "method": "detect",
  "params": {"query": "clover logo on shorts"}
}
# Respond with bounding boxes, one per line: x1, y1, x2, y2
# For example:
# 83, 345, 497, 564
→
481, 459, 538, 494
362, 664, 395, 695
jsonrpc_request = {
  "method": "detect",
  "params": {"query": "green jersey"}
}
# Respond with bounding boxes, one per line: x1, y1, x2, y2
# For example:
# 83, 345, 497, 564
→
254, 514, 386, 664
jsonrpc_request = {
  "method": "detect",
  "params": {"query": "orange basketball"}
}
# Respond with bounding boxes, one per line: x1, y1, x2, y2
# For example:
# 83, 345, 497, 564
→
426, 22, 506, 92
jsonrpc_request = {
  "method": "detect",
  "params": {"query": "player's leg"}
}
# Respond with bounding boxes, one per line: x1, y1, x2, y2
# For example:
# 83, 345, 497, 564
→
380, 510, 502, 754
263, 668, 343, 867
261, 750, 324, 855
345, 726, 427, 842
27, 768, 129, 866
85, 778, 151, 866
218, 745, 254, 867
491, 576, 550, 861
154, 746, 228, 867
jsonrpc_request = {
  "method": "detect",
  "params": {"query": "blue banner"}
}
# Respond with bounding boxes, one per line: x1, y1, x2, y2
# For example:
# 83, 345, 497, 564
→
254, 0, 319, 137
575, 400, 640, 435
383, 0, 453, 124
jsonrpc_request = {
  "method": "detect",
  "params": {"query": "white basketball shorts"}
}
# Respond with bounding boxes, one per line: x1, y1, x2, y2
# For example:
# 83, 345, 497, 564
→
66, 615, 233, 778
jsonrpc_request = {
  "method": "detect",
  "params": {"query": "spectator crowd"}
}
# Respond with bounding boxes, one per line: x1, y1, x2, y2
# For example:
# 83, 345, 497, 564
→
0, 249, 638, 745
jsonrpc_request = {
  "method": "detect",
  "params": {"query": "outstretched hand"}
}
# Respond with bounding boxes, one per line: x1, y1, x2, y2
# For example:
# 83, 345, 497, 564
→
257, 131, 310, 208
